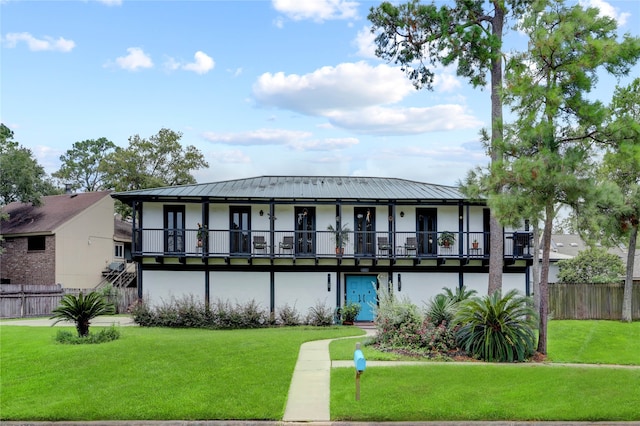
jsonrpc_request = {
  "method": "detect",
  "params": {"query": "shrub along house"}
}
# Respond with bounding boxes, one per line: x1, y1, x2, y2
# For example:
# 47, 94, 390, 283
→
112, 176, 533, 321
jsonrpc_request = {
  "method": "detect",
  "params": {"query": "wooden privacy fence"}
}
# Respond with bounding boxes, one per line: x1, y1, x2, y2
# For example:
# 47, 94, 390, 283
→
548, 282, 640, 320
0, 284, 138, 319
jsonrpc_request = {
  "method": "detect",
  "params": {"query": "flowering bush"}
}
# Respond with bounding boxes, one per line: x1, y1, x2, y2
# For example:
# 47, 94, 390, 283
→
372, 280, 458, 356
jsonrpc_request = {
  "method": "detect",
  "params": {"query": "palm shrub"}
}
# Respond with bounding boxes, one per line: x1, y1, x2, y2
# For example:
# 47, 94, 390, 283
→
50, 291, 115, 337
442, 285, 477, 303
454, 289, 538, 362
425, 293, 457, 326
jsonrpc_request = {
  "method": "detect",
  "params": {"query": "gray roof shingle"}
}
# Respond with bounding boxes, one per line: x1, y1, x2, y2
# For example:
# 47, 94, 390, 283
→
1, 191, 112, 235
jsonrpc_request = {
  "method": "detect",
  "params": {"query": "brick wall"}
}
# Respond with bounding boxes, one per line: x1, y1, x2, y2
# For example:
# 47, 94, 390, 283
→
0, 235, 56, 285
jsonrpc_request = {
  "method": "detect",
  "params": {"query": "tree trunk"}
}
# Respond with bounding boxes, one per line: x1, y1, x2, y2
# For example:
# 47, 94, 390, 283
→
537, 203, 554, 355
532, 225, 541, 312
621, 223, 638, 322
487, 1, 505, 296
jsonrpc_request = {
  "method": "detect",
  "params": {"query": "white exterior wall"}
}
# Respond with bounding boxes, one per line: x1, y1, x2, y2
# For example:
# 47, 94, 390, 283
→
55, 195, 114, 288
392, 272, 460, 306
143, 270, 205, 306
274, 272, 335, 317
210, 271, 270, 311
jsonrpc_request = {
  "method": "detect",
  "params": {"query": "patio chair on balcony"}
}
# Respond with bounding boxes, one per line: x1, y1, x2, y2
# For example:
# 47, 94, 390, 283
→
404, 237, 417, 257
377, 237, 392, 256
279, 236, 294, 255
252, 235, 267, 254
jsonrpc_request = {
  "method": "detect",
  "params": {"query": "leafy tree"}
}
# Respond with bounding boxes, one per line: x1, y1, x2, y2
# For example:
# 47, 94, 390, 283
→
368, 0, 532, 295
100, 128, 209, 217
52, 138, 116, 192
0, 123, 59, 207
455, 289, 537, 362
557, 248, 625, 284
590, 79, 640, 322
489, 0, 640, 353
50, 292, 115, 337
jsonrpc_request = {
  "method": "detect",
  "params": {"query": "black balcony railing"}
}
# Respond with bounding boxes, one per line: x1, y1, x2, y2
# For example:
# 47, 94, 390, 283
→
132, 228, 533, 260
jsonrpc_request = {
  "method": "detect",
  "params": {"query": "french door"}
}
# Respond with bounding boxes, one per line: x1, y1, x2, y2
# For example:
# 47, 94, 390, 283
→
417, 208, 437, 256
164, 206, 185, 253
295, 207, 315, 255
354, 207, 375, 256
230, 207, 251, 254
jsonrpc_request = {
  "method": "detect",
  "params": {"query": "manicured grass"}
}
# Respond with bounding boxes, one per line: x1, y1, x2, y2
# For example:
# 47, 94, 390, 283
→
547, 320, 640, 365
330, 320, 640, 365
0, 325, 362, 421
330, 320, 640, 421
331, 364, 640, 421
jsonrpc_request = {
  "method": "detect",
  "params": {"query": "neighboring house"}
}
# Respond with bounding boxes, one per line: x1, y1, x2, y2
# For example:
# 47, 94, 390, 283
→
549, 234, 639, 283
112, 176, 534, 321
1, 191, 129, 289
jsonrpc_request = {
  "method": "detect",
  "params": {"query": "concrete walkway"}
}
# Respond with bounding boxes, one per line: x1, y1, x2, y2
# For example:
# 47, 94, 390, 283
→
283, 327, 376, 422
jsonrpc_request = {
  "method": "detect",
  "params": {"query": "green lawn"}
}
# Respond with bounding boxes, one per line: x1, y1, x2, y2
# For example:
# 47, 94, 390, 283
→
0, 325, 362, 421
2, 320, 639, 422
329, 320, 640, 364
329, 320, 640, 421
331, 364, 640, 421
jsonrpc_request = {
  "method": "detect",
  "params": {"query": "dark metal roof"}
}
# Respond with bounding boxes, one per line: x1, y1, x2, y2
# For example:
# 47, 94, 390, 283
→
111, 176, 468, 202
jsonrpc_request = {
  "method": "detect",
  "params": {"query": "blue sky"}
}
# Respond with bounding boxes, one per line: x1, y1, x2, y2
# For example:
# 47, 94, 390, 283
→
2, 0, 638, 187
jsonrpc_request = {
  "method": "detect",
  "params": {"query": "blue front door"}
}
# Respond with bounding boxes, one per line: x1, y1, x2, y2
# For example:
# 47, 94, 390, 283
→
346, 275, 377, 321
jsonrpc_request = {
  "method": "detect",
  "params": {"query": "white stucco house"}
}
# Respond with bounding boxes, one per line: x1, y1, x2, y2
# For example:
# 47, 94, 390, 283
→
112, 176, 534, 321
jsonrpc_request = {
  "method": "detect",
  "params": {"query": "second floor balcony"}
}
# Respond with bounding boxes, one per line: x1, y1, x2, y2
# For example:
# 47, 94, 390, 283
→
133, 228, 534, 262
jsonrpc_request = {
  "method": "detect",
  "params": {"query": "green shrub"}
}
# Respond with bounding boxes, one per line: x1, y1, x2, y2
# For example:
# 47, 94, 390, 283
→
55, 326, 120, 344
454, 289, 538, 362
130, 299, 155, 326
277, 303, 301, 326
305, 300, 334, 326
50, 291, 115, 337
557, 247, 625, 283
340, 302, 361, 323
372, 283, 458, 355
442, 285, 477, 303
131, 296, 271, 329
425, 293, 456, 326
236, 299, 269, 328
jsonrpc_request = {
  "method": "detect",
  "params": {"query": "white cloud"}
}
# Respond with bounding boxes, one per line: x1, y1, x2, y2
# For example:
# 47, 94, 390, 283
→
3, 32, 75, 52
325, 105, 483, 135
202, 128, 312, 146
182, 51, 215, 74
433, 73, 462, 93
253, 61, 414, 115
164, 51, 215, 74
353, 26, 377, 59
217, 149, 252, 164
580, 0, 629, 26
163, 56, 181, 72
115, 47, 153, 71
202, 128, 357, 152
272, 0, 358, 22
289, 137, 359, 151
96, 0, 122, 6
253, 61, 479, 136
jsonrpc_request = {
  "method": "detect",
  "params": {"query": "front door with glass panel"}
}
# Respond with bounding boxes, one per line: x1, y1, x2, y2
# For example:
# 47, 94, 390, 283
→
295, 207, 315, 256
164, 206, 185, 253
230, 207, 250, 255
354, 207, 375, 256
345, 275, 376, 321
